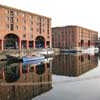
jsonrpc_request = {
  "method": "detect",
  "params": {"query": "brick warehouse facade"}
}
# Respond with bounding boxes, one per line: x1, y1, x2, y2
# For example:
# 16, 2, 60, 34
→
52, 26, 98, 50
0, 4, 52, 51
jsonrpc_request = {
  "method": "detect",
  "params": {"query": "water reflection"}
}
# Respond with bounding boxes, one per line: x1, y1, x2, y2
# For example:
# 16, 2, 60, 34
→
0, 53, 99, 100
0, 60, 52, 100
52, 53, 98, 76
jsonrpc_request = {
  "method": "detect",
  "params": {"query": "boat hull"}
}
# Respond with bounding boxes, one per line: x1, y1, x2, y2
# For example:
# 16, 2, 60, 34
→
23, 56, 45, 62
61, 49, 77, 53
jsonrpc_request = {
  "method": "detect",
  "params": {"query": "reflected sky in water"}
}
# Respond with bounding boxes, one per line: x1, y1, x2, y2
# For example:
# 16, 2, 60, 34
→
0, 53, 100, 100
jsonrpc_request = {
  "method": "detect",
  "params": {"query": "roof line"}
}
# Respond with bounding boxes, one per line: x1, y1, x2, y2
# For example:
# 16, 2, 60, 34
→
0, 4, 51, 19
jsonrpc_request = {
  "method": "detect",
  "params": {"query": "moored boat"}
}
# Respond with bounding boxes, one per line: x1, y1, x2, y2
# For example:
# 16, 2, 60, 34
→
23, 56, 45, 62
23, 60, 43, 65
61, 49, 77, 53
81, 47, 99, 54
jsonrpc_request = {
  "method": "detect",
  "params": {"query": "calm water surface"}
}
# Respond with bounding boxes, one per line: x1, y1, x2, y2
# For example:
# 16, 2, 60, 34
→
0, 53, 100, 100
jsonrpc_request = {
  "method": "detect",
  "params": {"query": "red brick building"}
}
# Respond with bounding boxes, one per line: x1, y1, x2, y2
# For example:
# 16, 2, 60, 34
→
52, 26, 98, 50
0, 4, 52, 51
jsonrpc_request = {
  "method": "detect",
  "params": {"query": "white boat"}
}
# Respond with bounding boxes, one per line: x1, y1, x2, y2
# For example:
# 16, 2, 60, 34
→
81, 47, 99, 54
23, 56, 45, 62
39, 49, 54, 55
23, 57, 53, 65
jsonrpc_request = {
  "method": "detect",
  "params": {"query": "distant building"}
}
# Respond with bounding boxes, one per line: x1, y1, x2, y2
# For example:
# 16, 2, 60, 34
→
52, 26, 98, 50
0, 4, 52, 51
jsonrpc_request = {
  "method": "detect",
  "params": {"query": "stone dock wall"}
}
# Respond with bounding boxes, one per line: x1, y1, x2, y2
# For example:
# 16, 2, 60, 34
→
0, 48, 59, 61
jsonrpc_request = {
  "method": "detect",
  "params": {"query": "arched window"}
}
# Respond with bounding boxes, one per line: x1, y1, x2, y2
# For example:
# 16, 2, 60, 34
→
35, 36, 45, 48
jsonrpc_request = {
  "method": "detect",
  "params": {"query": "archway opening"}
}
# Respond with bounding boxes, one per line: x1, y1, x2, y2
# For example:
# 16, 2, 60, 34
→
4, 34, 19, 49
35, 36, 45, 48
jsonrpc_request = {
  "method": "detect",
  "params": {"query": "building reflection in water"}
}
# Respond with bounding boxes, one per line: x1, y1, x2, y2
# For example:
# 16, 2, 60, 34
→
0, 61, 52, 100
52, 53, 98, 76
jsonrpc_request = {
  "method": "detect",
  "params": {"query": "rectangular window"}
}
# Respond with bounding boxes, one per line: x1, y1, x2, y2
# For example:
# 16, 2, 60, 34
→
17, 18, 18, 22
10, 10, 13, 14
10, 24, 14, 31
24, 19, 26, 23
31, 21, 33, 25
23, 34, 26, 38
30, 27, 33, 31
30, 34, 33, 39
8, 10, 9, 14
48, 30, 49, 34
16, 25, 18, 30
10, 10, 14, 16
10, 17, 14, 23
47, 36, 50, 38
7, 24, 9, 29
7, 17, 9, 21
37, 28, 39, 32
23, 26, 26, 31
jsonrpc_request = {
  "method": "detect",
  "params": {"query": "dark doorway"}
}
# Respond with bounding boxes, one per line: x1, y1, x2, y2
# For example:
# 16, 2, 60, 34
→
88, 40, 90, 47
29, 41, 33, 48
21, 40, 27, 48
81, 40, 84, 47
47, 41, 50, 48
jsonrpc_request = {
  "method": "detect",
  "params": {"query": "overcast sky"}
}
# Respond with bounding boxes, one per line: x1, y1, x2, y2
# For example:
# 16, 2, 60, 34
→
0, 0, 100, 33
